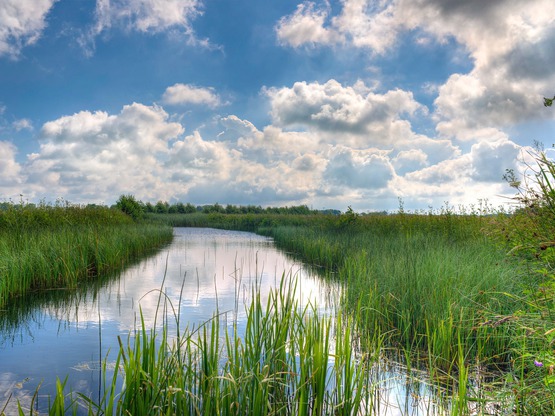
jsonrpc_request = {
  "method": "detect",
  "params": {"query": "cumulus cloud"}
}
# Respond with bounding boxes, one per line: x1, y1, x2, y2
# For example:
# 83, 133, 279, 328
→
323, 146, 394, 189
0, 0, 57, 58
266, 79, 423, 146
392, 149, 428, 175
26, 103, 183, 202
93, 0, 203, 33
0, 141, 22, 186
167, 131, 232, 181
78, 0, 208, 55
162, 83, 222, 107
275, 2, 337, 48
276, 0, 555, 140
405, 155, 469, 185
469, 138, 522, 183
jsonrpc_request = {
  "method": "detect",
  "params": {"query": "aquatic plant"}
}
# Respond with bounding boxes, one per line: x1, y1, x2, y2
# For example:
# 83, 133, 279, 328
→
34, 275, 382, 415
0, 203, 172, 309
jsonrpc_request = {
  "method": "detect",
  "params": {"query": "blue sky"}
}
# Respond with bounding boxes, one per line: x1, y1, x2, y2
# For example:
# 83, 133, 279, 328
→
1, 0, 554, 211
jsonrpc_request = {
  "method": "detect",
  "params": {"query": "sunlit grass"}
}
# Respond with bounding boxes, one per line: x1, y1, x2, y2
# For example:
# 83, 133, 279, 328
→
0, 203, 172, 309
38, 276, 383, 415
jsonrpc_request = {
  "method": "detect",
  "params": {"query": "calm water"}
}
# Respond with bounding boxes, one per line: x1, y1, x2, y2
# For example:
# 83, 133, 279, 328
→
0, 228, 335, 414
0, 228, 470, 415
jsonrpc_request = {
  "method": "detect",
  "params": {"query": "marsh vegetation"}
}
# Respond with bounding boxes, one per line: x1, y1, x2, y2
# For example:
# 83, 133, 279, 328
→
3, 149, 555, 415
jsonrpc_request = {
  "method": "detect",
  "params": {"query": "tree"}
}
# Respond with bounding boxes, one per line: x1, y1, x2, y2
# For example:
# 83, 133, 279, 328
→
155, 200, 169, 214
115, 194, 144, 221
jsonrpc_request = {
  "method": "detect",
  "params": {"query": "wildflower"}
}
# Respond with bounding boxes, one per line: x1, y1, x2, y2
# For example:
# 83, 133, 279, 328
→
534, 360, 544, 367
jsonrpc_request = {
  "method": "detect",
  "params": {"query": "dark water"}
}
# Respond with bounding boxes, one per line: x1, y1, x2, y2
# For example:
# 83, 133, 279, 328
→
0, 228, 334, 414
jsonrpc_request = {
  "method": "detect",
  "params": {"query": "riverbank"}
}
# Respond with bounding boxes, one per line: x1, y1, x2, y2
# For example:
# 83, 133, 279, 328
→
0, 203, 173, 309
146, 207, 555, 414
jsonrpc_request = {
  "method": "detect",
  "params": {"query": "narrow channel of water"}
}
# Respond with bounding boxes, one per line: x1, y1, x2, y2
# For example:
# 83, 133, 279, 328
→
0, 228, 482, 415
0, 228, 335, 414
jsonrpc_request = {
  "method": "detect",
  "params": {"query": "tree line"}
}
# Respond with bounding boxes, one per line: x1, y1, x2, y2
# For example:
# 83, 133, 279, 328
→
114, 194, 342, 219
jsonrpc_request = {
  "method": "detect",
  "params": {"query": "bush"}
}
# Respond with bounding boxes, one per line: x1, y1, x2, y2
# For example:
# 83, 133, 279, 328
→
115, 194, 144, 221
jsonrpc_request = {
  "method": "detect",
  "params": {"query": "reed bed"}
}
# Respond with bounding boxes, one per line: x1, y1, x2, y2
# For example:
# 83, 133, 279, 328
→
36, 276, 386, 415
0, 204, 173, 309
261, 214, 527, 379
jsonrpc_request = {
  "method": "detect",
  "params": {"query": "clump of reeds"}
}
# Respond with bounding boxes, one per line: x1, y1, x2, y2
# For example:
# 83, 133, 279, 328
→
0, 202, 173, 309
37, 275, 381, 415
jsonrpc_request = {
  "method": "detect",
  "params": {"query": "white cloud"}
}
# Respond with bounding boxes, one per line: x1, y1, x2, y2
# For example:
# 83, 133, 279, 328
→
5, 99, 529, 211
162, 83, 222, 107
323, 146, 394, 189
167, 131, 232, 181
94, 0, 203, 33
12, 118, 33, 131
26, 103, 183, 202
0, 0, 57, 58
405, 155, 469, 185
79, 0, 209, 55
392, 149, 428, 175
266, 79, 423, 146
275, 2, 337, 48
276, 0, 555, 141
0, 141, 21, 187
469, 138, 522, 183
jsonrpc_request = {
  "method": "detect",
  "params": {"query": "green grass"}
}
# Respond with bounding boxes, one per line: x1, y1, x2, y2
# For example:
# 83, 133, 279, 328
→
43, 276, 381, 415
263, 214, 524, 369
0, 203, 173, 309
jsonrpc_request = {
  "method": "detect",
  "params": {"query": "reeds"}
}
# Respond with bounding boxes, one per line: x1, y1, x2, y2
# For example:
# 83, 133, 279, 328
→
45, 275, 381, 415
266, 214, 525, 372
0, 204, 173, 309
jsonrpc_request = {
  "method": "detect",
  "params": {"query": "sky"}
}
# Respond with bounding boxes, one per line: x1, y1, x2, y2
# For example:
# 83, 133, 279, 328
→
1, 0, 554, 212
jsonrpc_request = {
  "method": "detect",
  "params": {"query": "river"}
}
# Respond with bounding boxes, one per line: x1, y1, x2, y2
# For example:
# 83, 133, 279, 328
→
0, 228, 334, 414
0, 227, 473, 415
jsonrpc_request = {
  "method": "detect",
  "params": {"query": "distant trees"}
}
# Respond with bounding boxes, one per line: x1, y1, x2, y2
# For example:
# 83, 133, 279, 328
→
135, 199, 327, 216
113, 195, 344, 217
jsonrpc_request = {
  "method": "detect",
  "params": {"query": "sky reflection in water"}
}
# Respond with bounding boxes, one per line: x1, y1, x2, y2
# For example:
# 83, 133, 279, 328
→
0, 228, 334, 414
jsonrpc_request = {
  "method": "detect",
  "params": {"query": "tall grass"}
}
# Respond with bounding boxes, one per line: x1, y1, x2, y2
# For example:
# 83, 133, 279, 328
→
0, 203, 173, 309
145, 211, 331, 231
43, 276, 381, 415
485, 149, 555, 414
270, 215, 522, 357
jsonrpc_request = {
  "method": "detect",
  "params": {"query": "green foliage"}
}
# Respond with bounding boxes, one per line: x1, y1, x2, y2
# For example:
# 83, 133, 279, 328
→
336, 205, 359, 229
115, 194, 144, 220
0, 204, 172, 309
492, 145, 555, 413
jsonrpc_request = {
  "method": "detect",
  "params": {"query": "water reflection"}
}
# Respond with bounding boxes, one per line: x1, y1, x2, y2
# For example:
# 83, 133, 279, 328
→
0, 228, 485, 415
0, 228, 334, 414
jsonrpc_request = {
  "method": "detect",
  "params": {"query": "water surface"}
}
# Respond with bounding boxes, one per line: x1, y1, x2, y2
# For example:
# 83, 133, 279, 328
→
0, 228, 476, 415
0, 228, 334, 413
